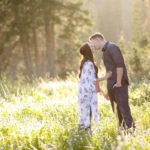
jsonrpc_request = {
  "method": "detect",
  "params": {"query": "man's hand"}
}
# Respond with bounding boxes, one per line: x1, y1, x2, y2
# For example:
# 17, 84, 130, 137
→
113, 82, 122, 88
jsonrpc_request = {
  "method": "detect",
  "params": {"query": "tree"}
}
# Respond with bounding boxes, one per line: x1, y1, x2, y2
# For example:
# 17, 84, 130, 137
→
119, 0, 150, 81
56, 1, 92, 78
0, 0, 92, 80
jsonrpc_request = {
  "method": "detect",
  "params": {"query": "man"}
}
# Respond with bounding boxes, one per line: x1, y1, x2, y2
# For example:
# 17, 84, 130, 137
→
89, 32, 135, 132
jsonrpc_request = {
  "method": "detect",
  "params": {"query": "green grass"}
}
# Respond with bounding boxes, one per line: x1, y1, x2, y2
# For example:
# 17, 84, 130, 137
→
0, 75, 150, 150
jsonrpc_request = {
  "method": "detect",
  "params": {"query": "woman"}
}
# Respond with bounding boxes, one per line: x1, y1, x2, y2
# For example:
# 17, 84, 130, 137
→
78, 42, 111, 132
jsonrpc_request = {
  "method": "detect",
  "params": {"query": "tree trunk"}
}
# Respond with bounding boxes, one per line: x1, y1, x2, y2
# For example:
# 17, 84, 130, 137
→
7, 47, 21, 80
32, 28, 40, 77
0, 41, 18, 75
44, 20, 56, 78
20, 33, 33, 79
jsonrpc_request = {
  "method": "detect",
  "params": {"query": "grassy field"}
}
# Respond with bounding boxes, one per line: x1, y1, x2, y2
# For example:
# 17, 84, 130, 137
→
0, 75, 150, 150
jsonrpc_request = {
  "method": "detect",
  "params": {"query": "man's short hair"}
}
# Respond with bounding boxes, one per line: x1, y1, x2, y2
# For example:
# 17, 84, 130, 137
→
89, 32, 105, 41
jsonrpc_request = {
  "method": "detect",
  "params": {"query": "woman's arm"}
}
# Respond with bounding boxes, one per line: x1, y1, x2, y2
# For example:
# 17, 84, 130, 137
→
97, 85, 110, 100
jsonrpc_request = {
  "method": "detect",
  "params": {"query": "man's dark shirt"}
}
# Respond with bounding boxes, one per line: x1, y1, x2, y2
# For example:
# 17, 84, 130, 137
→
102, 41, 129, 90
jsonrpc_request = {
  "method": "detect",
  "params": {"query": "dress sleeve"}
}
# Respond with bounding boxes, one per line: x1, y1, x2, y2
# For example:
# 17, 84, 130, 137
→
81, 61, 96, 93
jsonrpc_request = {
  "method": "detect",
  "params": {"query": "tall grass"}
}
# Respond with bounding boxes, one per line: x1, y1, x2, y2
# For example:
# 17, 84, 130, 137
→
0, 75, 150, 150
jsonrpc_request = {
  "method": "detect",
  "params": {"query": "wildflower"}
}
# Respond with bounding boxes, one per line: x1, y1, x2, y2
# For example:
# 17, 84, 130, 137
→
67, 140, 69, 143
10, 144, 15, 148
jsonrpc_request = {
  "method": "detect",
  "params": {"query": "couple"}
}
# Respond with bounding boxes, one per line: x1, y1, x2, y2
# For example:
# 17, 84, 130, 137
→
78, 33, 135, 133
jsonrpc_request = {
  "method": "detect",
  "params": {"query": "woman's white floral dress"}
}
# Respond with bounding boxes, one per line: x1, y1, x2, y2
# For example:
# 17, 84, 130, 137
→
78, 60, 99, 128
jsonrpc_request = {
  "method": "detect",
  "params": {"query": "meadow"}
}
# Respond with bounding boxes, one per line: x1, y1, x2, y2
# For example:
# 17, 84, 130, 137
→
0, 74, 150, 150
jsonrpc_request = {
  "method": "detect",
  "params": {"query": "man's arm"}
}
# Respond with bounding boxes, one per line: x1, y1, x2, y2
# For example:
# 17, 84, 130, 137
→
113, 67, 123, 87
97, 71, 112, 82
109, 45, 124, 87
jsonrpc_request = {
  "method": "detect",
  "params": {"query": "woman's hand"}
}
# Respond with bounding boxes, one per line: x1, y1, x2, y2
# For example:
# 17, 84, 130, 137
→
103, 93, 110, 100
100, 90, 110, 100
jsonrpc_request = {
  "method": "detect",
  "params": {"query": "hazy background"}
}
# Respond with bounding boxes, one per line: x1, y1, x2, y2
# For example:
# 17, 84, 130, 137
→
0, 0, 150, 81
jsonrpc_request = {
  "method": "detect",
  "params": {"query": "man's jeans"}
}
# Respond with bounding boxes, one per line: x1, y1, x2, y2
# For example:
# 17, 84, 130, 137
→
108, 84, 135, 129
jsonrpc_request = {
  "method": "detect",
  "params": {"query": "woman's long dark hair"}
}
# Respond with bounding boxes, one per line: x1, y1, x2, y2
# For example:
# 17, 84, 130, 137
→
79, 43, 98, 78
